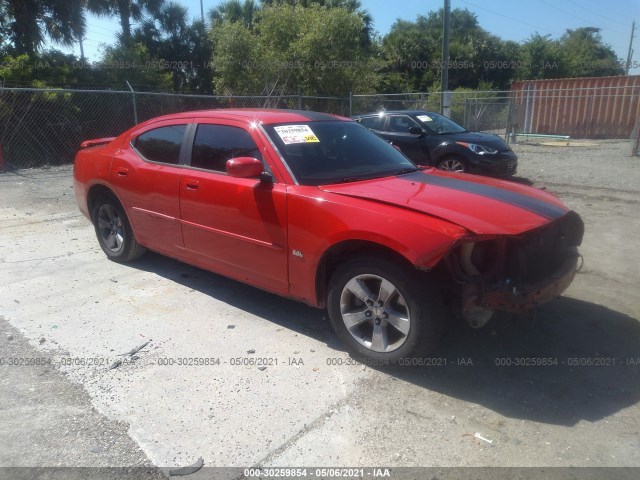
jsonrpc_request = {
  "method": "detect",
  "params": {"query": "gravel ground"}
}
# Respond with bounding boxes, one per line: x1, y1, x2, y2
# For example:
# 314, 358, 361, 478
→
512, 139, 639, 191
1, 140, 639, 478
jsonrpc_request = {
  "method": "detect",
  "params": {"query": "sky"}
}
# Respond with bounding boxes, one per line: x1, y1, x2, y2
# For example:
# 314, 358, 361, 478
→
68, 0, 640, 75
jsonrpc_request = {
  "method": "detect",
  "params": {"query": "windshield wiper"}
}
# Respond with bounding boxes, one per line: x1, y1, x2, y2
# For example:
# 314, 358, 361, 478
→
333, 176, 372, 183
333, 168, 417, 184
394, 167, 419, 176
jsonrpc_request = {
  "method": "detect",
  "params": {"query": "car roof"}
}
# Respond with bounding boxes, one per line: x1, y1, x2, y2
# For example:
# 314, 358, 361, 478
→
353, 110, 438, 117
138, 109, 350, 126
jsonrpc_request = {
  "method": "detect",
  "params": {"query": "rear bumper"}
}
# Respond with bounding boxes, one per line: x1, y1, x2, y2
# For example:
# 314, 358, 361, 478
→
462, 249, 579, 314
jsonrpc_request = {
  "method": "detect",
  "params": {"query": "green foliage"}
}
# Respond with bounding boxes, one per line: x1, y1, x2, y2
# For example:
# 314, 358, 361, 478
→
559, 28, 624, 77
133, 2, 213, 92
210, 21, 261, 94
0, 54, 32, 85
515, 28, 623, 80
0, 50, 103, 88
99, 42, 173, 91
3, 0, 86, 55
209, 0, 259, 28
381, 8, 520, 92
87, 0, 162, 46
0, 0, 631, 94
515, 33, 567, 80
211, 3, 379, 96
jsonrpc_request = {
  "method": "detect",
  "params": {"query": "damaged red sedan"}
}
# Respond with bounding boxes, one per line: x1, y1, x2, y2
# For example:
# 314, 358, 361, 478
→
74, 109, 583, 361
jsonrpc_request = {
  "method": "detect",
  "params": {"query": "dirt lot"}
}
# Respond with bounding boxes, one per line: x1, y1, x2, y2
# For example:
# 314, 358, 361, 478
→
1, 140, 639, 478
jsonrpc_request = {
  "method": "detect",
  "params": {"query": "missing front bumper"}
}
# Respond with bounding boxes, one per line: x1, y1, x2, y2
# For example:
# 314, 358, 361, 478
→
462, 251, 580, 315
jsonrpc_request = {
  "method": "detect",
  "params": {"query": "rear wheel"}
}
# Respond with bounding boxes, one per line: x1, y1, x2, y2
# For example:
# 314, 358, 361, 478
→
327, 256, 444, 362
437, 156, 467, 173
92, 193, 146, 262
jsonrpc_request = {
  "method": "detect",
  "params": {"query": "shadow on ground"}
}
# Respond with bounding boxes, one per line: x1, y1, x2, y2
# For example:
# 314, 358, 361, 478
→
503, 175, 534, 186
129, 252, 640, 428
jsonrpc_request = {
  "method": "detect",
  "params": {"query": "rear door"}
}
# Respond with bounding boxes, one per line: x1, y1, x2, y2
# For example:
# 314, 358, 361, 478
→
179, 119, 289, 294
110, 120, 191, 253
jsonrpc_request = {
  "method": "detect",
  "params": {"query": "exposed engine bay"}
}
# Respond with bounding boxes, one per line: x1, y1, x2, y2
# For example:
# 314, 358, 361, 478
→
447, 211, 585, 327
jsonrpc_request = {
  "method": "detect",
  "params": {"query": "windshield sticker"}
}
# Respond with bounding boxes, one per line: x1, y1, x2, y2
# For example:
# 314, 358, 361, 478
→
417, 115, 432, 122
274, 125, 320, 144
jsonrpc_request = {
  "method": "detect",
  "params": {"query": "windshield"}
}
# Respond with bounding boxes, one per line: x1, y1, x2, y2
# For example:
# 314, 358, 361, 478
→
263, 121, 417, 186
414, 112, 466, 134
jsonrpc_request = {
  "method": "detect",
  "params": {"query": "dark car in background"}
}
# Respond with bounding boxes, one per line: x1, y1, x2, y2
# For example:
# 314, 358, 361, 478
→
353, 110, 518, 176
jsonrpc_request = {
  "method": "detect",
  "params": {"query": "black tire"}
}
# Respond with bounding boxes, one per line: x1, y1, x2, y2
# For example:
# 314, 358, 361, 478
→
92, 193, 146, 263
327, 255, 444, 362
437, 156, 467, 173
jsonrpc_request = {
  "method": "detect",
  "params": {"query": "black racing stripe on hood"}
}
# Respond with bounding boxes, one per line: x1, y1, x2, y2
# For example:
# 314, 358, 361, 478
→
402, 172, 566, 220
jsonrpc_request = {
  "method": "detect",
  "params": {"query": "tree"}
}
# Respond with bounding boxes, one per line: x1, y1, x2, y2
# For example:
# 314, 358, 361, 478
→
560, 27, 623, 77
86, 0, 162, 46
210, 3, 379, 96
381, 18, 439, 91
260, 0, 373, 48
210, 21, 261, 95
99, 42, 172, 91
134, 1, 213, 92
380, 8, 520, 92
2, 0, 86, 55
516, 28, 623, 80
516, 33, 566, 80
209, 0, 258, 28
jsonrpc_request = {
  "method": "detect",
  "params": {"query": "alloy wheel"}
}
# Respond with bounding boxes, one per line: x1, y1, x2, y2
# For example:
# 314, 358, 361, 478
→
439, 158, 465, 172
97, 204, 125, 253
339, 274, 411, 353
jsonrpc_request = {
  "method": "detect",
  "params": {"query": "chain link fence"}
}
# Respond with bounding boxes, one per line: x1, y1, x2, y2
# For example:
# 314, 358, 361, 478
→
1, 86, 638, 169
350, 88, 640, 147
0, 88, 347, 169
349, 91, 511, 128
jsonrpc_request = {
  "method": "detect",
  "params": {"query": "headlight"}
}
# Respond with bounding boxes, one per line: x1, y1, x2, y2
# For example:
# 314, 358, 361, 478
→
456, 142, 498, 155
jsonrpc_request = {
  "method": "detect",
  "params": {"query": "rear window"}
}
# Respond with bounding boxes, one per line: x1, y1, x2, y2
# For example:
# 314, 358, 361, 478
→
134, 125, 186, 165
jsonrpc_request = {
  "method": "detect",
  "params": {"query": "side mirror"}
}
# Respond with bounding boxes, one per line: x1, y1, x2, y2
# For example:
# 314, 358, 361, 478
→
409, 126, 423, 135
226, 157, 264, 178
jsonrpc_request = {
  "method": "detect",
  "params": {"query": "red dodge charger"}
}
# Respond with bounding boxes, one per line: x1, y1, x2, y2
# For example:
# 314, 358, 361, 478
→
74, 109, 584, 361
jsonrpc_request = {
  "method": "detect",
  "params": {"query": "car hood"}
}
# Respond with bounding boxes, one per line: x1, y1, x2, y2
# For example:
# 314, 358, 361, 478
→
440, 131, 510, 150
319, 170, 569, 235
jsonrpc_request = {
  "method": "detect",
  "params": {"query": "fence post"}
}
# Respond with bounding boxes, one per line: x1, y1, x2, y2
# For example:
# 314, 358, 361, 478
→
297, 84, 302, 110
349, 92, 352, 117
0, 143, 6, 171
632, 116, 640, 157
126, 81, 138, 125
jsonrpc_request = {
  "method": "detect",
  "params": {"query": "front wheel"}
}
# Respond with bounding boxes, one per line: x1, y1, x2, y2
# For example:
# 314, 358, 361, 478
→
437, 156, 467, 173
92, 193, 146, 262
327, 256, 444, 362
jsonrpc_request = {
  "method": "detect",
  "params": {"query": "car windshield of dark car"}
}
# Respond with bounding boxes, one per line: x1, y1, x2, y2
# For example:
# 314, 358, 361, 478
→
415, 112, 466, 134
263, 121, 417, 186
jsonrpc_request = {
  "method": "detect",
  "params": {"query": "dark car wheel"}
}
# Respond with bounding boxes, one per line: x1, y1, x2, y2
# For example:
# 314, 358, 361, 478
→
327, 255, 444, 362
92, 193, 146, 262
437, 156, 467, 173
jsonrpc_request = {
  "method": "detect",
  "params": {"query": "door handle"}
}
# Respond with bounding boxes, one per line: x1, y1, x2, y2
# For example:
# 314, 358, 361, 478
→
185, 181, 199, 190
115, 167, 129, 176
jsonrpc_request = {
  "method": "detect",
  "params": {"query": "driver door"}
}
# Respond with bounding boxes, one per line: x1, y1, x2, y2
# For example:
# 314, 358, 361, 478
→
381, 114, 429, 163
179, 119, 289, 294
